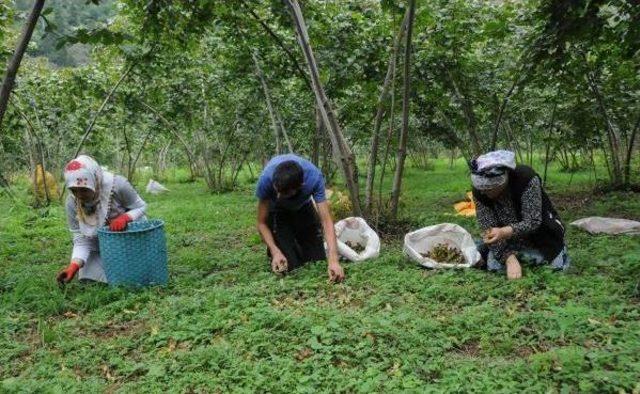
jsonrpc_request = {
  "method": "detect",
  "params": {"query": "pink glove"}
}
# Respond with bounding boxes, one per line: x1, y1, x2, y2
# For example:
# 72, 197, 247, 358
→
109, 214, 132, 231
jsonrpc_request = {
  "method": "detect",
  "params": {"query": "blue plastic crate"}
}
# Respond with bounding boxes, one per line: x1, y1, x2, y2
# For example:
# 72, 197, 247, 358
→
97, 219, 168, 286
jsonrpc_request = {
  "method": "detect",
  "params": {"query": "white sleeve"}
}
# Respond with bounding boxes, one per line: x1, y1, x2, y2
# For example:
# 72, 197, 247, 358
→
66, 196, 90, 265
114, 176, 147, 220
71, 232, 92, 265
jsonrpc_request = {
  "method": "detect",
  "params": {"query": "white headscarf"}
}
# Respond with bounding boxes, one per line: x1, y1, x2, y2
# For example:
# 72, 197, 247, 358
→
470, 150, 516, 191
64, 155, 115, 237
475, 150, 516, 172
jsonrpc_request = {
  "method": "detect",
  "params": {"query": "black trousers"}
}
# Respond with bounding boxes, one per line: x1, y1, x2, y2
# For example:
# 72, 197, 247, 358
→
267, 202, 326, 271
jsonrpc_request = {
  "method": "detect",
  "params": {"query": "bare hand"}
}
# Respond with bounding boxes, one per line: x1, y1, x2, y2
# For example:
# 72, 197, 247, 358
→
328, 261, 345, 283
506, 255, 522, 280
483, 226, 513, 245
271, 251, 288, 274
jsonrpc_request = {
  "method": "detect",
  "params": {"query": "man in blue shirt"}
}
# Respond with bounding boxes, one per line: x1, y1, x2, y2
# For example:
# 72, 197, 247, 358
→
256, 154, 344, 282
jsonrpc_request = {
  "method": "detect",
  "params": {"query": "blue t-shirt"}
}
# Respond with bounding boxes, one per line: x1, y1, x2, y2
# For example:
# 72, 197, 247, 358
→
256, 154, 326, 208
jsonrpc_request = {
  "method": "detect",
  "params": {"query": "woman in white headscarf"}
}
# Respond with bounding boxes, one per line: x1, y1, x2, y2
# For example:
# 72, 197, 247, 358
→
470, 151, 570, 280
56, 155, 147, 284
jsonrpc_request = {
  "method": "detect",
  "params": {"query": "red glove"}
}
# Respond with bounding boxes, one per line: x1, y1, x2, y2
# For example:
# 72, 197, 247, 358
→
109, 214, 132, 231
56, 261, 80, 284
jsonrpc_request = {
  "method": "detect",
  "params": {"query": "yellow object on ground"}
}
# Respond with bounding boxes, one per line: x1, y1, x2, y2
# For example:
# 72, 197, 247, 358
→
33, 164, 59, 200
454, 191, 476, 217
326, 188, 352, 220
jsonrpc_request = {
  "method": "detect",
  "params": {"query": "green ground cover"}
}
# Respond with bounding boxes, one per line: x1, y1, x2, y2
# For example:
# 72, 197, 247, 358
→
1, 160, 639, 393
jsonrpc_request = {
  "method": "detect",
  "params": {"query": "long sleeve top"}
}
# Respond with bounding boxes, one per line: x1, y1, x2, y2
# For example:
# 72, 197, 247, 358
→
475, 177, 543, 262
67, 175, 146, 264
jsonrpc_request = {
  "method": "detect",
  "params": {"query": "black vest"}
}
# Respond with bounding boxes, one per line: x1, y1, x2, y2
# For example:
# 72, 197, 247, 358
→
473, 165, 565, 261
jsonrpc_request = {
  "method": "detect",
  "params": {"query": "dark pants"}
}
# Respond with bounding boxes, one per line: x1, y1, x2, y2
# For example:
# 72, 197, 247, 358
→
267, 202, 326, 271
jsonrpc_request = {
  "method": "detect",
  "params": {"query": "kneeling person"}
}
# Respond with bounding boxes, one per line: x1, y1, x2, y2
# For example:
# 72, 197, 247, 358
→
256, 154, 344, 282
471, 150, 570, 280
56, 155, 147, 284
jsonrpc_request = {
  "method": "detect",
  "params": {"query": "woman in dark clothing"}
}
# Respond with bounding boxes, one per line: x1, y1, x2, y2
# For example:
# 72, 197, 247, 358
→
471, 150, 570, 280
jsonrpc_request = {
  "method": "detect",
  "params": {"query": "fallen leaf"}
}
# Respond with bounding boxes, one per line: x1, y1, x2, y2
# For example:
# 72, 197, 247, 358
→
295, 348, 313, 362
168, 339, 177, 352
101, 364, 115, 381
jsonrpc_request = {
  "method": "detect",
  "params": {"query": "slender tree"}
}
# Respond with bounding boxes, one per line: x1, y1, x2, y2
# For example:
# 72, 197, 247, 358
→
389, 0, 416, 219
364, 9, 409, 215
285, 0, 362, 216
252, 52, 282, 154
0, 0, 46, 132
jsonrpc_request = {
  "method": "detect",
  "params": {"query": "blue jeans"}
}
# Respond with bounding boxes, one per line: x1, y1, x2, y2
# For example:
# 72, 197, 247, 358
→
476, 241, 570, 272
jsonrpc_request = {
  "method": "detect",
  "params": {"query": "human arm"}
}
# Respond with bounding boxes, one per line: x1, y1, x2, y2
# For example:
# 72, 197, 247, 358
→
256, 199, 287, 273
110, 176, 147, 231
58, 197, 90, 283
476, 196, 511, 262
484, 178, 544, 245
510, 177, 543, 237
316, 201, 344, 282
66, 197, 90, 266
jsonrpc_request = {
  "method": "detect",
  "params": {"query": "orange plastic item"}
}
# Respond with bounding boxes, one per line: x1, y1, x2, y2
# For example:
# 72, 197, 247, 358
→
454, 192, 476, 217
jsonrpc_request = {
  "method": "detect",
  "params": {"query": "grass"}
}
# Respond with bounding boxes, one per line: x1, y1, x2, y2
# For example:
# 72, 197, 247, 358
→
1, 159, 639, 393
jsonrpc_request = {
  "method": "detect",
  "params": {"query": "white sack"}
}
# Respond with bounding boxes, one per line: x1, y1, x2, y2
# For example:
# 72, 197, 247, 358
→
146, 179, 169, 195
570, 217, 640, 235
404, 223, 481, 269
335, 217, 380, 262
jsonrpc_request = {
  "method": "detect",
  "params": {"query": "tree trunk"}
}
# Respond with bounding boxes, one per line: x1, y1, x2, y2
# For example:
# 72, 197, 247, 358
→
389, 0, 416, 220
311, 106, 322, 165
446, 68, 482, 156
449, 148, 456, 169
285, 0, 362, 216
22, 122, 39, 204
16, 102, 50, 204
364, 9, 409, 215
491, 71, 521, 150
129, 126, 155, 181
71, 63, 135, 160
0, 0, 46, 131
377, 59, 399, 215
239, 0, 312, 92
0, 171, 15, 199
542, 101, 558, 186
140, 100, 198, 180
252, 52, 282, 154
274, 108, 294, 153
504, 120, 524, 163
586, 71, 623, 185
589, 147, 597, 184
155, 140, 171, 177
121, 123, 133, 176
623, 114, 640, 185
434, 108, 470, 160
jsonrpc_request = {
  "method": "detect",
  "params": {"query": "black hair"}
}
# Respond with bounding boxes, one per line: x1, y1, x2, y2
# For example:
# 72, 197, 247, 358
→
468, 158, 479, 174
273, 160, 304, 194
468, 157, 508, 177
